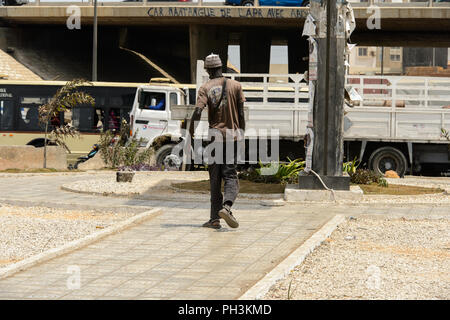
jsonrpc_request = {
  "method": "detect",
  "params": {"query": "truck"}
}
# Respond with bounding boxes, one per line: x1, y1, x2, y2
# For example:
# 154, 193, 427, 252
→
129, 61, 450, 176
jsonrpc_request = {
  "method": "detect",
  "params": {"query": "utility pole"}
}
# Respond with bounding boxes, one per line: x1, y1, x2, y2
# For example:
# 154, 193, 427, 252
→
92, 0, 98, 82
299, 0, 350, 190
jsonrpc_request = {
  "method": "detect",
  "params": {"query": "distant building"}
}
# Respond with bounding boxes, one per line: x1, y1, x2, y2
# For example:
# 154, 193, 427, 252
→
349, 46, 449, 76
349, 46, 403, 75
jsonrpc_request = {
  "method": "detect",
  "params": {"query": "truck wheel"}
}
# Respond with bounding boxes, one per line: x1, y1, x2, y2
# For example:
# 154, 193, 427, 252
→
155, 144, 190, 171
368, 146, 408, 177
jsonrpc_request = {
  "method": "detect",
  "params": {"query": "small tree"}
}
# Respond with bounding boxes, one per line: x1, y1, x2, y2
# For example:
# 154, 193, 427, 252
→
38, 79, 95, 168
98, 120, 153, 169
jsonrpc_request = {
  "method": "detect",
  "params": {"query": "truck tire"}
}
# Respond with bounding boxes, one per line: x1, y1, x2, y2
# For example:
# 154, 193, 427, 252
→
155, 144, 191, 171
26, 138, 57, 148
241, 0, 254, 6
368, 146, 408, 177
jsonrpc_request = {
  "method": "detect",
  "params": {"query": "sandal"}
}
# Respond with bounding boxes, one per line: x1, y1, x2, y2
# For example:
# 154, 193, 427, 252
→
202, 219, 221, 229
218, 205, 239, 228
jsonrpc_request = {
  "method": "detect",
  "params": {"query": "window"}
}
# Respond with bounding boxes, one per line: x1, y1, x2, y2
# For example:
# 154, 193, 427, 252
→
358, 48, 368, 56
17, 106, 41, 131
20, 97, 50, 105
110, 94, 134, 108
170, 92, 178, 107
107, 108, 121, 131
390, 54, 401, 62
0, 100, 14, 130
139, 92, 166, 111
72, 107, 95, 132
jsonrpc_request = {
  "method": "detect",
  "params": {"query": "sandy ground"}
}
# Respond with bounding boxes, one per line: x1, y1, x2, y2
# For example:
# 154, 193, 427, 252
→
63, 171, 209, 196
265, 215, 450, 300
0, 203, 140, 268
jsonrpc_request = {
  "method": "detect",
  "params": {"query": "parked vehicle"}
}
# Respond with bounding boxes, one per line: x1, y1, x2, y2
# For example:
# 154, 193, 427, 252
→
225, 0, 309, 7
1, 0, 28, 5
0, 80, 140, 163
122, 0, 192, 2
129, 63, 450, 176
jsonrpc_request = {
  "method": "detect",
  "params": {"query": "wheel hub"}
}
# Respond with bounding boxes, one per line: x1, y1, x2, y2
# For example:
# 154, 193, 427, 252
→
379, 157, 396, 172
163, 154, 182, 170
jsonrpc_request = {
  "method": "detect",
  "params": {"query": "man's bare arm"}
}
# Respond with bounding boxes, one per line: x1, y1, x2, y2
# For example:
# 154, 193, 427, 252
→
238, 101, 245, 131
189, 107, 203, 138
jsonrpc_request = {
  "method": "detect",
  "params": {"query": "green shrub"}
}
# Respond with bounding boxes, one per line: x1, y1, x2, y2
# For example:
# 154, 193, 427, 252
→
239, 158, 305, 184
350, 168, 388, 187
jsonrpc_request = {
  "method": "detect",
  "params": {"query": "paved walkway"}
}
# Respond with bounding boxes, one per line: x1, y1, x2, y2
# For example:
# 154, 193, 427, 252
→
0, 173, 448, 299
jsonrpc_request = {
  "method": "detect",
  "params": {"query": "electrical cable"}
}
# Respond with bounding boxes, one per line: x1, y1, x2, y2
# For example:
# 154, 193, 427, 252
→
308, 169, 337, 202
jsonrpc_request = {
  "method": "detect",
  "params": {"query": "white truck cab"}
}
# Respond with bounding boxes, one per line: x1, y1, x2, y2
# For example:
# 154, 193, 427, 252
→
129, 82, 196, 148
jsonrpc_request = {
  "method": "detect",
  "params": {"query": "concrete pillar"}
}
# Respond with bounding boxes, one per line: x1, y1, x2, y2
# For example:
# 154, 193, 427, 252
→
240, 30, 271, 74
189, 25, 228, 83
288, 35, 309, 75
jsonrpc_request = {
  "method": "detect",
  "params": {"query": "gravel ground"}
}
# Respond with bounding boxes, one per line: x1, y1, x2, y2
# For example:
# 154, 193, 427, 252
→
265, 215, 450, 300
63, 171, 209, 196
0, 203, 138, 268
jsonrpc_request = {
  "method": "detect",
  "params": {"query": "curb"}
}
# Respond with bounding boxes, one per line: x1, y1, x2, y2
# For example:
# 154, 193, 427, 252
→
60, 185, 284, 204
0, 207, 163, 280
238, 214, 346, 300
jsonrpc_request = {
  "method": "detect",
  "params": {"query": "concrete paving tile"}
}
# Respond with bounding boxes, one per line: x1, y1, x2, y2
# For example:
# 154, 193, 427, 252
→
139, 288, 178, 298
0, 291, 29, 299
102, 287, 148, 298
135, 270, 175, 281
178, 285, 218, 296
207, 287, 244, 300
116, 279, 159, 290
74, 285, 120, 296
93, 296, 135, 300
58, 294, 99, 300
24, 291, 69, 299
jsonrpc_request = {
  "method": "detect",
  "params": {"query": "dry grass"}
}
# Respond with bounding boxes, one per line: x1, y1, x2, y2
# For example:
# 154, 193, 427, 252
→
359, 183, 444, 195
175, 180, 444, 196
173, 179, 285, 194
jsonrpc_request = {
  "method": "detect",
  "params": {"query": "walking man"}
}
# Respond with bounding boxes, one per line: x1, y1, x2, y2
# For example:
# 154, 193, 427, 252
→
189, 53, 246, 229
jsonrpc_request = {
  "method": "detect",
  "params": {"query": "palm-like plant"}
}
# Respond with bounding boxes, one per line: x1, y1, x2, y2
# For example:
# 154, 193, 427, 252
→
343, 157, 360, 176
256, 158, 305, 183
38, 79, 95, 168
441, 128, 450, 141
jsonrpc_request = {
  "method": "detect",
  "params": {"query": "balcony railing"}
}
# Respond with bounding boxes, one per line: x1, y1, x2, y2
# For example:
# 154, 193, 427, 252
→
13, 0, 450, 8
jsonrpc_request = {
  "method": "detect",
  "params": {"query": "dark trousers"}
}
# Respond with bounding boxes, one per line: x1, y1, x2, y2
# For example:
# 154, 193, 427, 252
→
207, 142, 240, 220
